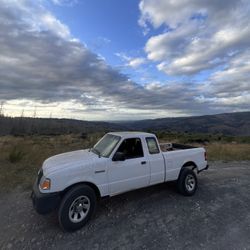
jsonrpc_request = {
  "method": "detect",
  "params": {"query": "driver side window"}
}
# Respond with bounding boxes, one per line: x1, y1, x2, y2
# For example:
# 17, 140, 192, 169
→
116, 138, 144, 159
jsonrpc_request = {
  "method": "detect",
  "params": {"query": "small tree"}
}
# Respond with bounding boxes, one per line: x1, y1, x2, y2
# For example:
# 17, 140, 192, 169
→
33, 106, 37, 118
0, 101, 4, 117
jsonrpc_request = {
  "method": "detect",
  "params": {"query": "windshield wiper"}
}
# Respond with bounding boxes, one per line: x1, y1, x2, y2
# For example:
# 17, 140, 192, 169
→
91, 147, 101, 157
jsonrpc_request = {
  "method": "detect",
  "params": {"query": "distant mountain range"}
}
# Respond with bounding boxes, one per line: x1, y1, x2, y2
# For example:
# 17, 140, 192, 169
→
0, 111, 249, 136
0, 117, 122, 136
121, 111, 250, 136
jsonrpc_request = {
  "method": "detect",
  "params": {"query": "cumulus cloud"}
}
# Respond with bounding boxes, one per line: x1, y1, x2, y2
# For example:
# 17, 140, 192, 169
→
0, 0, 210, 119
40, 12, 71, 39
0, 0, 249, 120
141, 0, 250, 75
202, 51, 250, 102
115, 53, 147, 68
128, 58, 147, 68
193, 50, 250, 112
139, 0, 240, 29
138, 0, 250, 114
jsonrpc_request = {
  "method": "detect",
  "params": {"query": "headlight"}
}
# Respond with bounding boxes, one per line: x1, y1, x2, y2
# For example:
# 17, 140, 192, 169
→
40, 177, 51, 190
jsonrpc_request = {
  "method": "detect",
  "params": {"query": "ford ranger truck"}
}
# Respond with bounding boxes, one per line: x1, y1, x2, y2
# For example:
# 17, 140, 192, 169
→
31, 132, 208, 231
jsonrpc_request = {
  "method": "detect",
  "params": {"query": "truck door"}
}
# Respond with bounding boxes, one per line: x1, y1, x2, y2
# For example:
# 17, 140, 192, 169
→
108, 137, 150, 195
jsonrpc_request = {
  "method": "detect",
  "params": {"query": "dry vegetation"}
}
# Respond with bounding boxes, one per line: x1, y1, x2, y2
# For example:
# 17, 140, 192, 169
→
0, 133, 249, 192
205, 143, 250, 161
0, 133, 103, 192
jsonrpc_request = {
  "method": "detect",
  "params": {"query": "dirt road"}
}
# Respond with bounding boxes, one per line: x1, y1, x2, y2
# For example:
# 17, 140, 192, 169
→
0, 161, 250, 250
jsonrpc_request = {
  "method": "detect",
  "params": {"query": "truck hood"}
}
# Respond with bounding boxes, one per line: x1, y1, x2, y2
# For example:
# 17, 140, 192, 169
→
42, 149, 96, 176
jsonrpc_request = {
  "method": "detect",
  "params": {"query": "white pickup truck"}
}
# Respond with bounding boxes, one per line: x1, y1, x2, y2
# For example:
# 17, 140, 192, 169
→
32, 132, 208, 231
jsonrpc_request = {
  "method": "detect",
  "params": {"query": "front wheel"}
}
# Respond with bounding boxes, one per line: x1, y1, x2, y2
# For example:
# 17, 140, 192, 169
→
58, 185, 97, 232
177, 168, 197, 196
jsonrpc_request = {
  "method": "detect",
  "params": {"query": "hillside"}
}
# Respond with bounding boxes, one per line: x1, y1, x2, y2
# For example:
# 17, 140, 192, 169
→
0, 111, 249, 136
0, 117, 123, 136
122, 112, 250, 136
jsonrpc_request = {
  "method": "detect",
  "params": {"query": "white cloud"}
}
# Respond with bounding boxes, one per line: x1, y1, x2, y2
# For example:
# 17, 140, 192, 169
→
40, 13, 71, 39
50, 0, 78, 6
1, 0, 72, 40
145, 23, 198, 61
128, 57, 146, 68
115, 53, 147, 68
0, 0, 249, 120
206, 51, 250, 96
138, 0, 250, 114
1, 0, 209, 119
193, 50, 250, 110
139, 0, 241, 30
115, 52, 130, 62
141, 0, 250, 75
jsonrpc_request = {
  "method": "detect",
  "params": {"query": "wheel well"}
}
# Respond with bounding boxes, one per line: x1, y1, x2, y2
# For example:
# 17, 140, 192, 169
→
61, 182, 101, 199
182, 161, 197, 170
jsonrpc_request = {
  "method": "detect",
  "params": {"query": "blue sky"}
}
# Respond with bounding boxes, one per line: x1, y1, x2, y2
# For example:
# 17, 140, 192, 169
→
46, 0, 170, 84
48, 0, 143, 50
0, 0, 249, 120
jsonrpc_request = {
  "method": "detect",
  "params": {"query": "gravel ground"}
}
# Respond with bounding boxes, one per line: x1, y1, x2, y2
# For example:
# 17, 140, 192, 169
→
0, 161, 250, 250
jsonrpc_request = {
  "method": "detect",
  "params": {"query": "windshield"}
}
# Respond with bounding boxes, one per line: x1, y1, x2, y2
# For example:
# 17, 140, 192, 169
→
92, 134, 121, 158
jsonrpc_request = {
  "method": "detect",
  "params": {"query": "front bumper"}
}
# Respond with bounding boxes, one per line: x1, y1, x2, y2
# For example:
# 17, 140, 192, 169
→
31, 183, 61, 214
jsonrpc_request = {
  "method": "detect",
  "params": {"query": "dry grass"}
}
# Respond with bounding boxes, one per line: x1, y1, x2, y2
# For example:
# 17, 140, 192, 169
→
0, 134, 103, 192
205, 143, 250, 161
0, 134, 249, 192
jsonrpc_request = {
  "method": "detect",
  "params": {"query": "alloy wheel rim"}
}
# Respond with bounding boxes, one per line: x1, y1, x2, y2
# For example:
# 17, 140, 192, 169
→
185, 174, 196, 191
69, 195, 90, 223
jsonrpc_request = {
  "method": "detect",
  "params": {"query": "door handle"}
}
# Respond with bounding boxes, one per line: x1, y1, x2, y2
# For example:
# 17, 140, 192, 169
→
141, 161, 147, 165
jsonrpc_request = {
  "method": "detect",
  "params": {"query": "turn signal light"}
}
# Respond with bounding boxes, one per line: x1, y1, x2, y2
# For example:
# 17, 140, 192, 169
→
40, 178, 51, 190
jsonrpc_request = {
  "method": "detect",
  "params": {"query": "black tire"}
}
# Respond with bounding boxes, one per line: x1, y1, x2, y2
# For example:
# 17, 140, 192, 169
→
58, 184, 97, 232
177, 168, 197, 196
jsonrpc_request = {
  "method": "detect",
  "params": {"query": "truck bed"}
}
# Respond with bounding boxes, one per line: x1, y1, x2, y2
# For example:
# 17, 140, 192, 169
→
160, 143, 196, 152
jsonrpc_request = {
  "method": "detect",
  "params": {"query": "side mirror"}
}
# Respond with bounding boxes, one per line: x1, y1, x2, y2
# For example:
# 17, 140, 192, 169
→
113, 152, 125, 161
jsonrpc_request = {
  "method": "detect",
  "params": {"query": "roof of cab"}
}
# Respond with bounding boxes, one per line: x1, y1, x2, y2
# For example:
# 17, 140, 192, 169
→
108, 131, 155, 137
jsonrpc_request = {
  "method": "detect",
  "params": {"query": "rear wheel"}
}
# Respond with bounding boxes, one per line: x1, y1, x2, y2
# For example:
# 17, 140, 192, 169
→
177, 168, 197, 196
58, 185, 97, 232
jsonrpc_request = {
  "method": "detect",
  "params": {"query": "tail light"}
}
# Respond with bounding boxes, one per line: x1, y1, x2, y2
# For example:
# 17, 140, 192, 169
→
204, 151, 207, 161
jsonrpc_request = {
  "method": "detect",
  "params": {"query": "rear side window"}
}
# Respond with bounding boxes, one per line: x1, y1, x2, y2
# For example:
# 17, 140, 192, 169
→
146, 137, 160, 154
